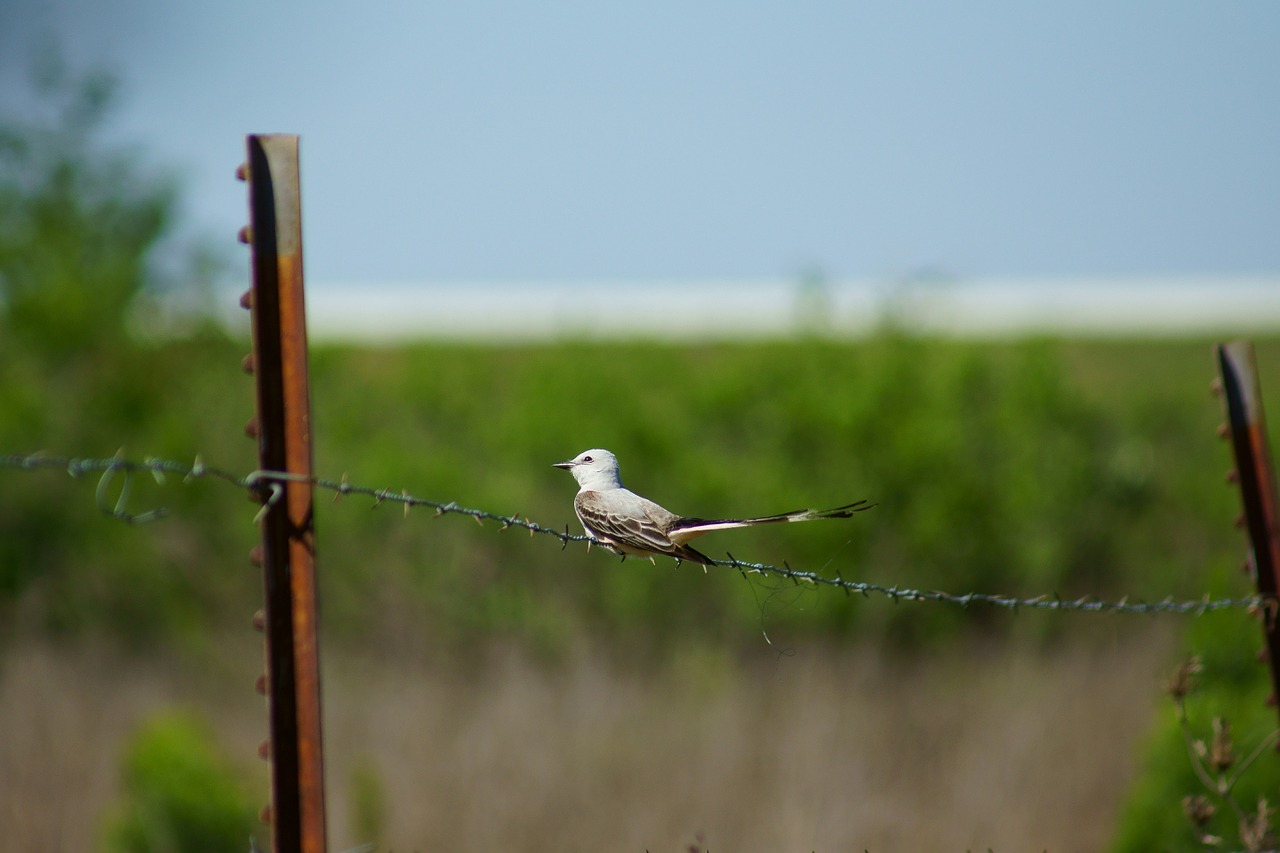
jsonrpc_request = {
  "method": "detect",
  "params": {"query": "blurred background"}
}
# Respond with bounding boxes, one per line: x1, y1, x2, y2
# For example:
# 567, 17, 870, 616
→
2, 2, 1279, 851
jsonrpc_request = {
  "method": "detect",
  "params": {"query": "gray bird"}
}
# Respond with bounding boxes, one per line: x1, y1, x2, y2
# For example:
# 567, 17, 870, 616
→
554, 448, 874, 565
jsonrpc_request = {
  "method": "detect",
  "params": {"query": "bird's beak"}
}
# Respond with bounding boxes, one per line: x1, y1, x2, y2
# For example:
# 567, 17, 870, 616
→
552, 460, 574, 470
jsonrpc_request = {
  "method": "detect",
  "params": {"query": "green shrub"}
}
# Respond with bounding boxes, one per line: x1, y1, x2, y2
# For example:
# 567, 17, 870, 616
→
0, 52, 241, 646
101, 711, 258, 853
348, 760, 387, 847
1111, 595, 1280, 851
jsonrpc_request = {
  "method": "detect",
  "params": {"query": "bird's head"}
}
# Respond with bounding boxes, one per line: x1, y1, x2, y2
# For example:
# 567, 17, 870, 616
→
553, 448, 623, 490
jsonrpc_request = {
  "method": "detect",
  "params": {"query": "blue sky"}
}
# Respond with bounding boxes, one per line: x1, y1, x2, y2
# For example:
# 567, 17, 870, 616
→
4, 1, 1279, 285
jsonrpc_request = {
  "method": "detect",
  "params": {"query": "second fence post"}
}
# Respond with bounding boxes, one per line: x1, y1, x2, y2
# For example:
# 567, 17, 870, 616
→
1217, 340, 1280, 729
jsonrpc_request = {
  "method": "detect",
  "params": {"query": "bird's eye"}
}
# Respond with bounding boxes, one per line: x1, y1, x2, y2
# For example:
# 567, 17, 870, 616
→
582, 456, 593, 463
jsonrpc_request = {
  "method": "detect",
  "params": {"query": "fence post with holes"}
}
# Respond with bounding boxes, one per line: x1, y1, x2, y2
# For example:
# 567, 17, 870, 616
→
238, 134, 328, 853
1216, 341, 1280, 727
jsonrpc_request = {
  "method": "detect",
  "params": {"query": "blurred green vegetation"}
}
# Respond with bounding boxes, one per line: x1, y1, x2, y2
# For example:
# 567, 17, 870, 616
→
307, 335, 1262, 657
100, 711, 259, 853
0, 55, 244, 646
1111, 610, 1280, 852
348, 760, 387, 847
4, 54, 1280, 850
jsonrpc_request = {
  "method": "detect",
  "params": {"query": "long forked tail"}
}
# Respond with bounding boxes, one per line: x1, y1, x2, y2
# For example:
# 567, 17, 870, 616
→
668, 499, 876, 543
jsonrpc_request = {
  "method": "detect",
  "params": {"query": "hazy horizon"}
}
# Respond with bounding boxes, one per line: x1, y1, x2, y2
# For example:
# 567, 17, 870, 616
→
233, 275, 1280, 341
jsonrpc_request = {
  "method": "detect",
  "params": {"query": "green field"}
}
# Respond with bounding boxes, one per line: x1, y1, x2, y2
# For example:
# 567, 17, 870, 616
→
4, 331, 1280, 850
6, 333, 1275, 652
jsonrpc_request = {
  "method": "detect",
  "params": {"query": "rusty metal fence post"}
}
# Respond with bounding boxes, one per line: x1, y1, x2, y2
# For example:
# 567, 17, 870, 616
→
1217, 341, 1280, 725
238, 134, 328, 853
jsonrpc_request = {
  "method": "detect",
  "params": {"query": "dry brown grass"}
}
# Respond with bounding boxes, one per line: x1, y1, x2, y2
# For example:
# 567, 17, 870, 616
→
0, 623, 1177, 851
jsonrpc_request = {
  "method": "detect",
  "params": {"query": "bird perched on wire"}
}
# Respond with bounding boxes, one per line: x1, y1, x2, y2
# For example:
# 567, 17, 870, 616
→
553, 448, 874, 566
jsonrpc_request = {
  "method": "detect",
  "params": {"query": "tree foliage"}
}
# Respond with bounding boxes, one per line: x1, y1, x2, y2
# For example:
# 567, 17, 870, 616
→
0, 55, 178, 355
100, 712, 257, 853
0, 55, 241, 636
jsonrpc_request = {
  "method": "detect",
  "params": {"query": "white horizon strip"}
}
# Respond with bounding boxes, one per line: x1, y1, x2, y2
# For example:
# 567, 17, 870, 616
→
216, 276, 1280, 341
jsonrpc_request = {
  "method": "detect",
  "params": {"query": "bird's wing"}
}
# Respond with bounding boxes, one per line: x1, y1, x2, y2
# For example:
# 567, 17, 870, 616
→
574, 490, 713, 564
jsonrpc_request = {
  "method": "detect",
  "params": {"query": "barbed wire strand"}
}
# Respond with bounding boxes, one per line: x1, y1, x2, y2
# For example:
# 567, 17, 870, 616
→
1, 452, 1267, 617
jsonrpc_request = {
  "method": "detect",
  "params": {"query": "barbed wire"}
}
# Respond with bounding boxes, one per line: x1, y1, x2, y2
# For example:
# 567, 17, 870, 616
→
1, 451, 1267, 617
